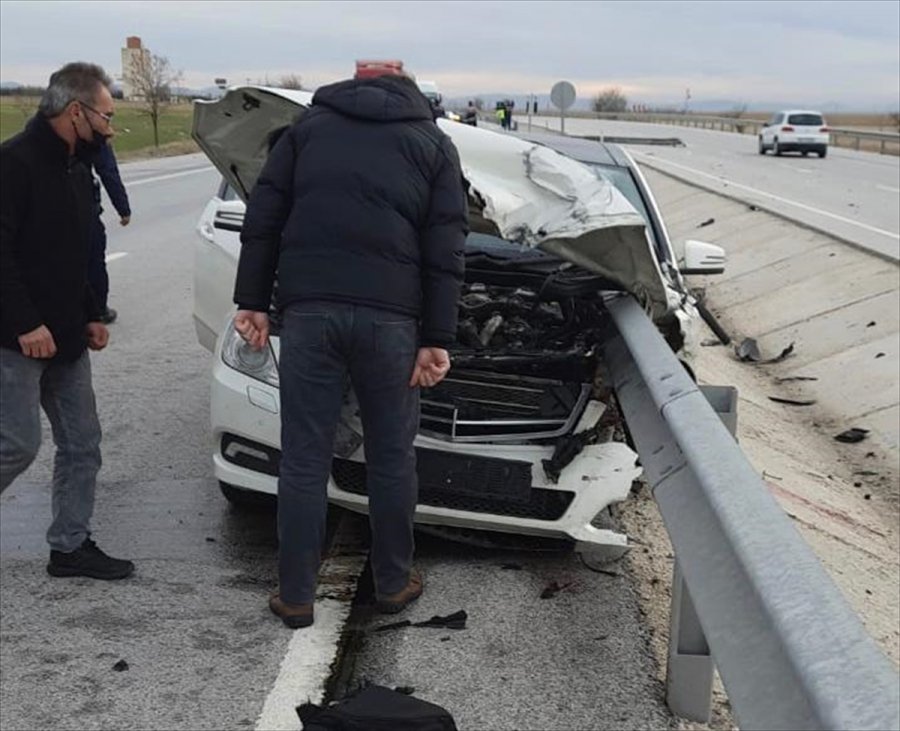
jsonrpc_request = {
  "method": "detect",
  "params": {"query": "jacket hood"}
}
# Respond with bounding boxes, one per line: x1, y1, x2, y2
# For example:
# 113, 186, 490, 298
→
312, 76, 433, 123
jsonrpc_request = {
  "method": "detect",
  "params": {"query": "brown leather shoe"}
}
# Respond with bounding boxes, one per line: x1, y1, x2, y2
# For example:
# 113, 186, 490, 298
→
269, 592, 314, 629
375, 569, 423, 614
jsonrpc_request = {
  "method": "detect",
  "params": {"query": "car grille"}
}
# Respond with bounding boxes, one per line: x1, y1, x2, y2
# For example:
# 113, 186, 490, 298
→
221, 433, 575, 521
420, 369, 590, 442
331, 449, 575, 521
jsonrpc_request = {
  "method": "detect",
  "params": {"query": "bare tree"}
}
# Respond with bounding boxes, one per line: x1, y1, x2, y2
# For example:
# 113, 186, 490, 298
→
127, 52, 183, 147
890, 111, 900, 132
473, 97, 484, 111
278, 74, 304, 90
592, 87, 628, 113
16, 96, 39, 122
722, 103, 749, 119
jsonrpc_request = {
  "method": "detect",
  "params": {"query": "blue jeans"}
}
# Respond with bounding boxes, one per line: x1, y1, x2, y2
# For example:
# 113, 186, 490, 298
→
278, 301, 420, 605
0, 347, 102, 552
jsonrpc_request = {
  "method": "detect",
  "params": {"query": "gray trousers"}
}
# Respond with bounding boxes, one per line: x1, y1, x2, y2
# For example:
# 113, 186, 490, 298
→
0, 347, 101, 552
278, 301, 420, 605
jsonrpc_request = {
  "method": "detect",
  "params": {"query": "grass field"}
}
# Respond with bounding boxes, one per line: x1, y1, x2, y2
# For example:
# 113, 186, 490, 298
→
0, 97, 198, 158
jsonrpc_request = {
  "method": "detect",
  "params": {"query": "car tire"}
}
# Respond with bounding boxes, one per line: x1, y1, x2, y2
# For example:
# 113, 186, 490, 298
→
818, 148, 827, 158
802, 150, 809, 157
219, 481, 276, 512
758, 137, 766, 155
773, 139, 782, 156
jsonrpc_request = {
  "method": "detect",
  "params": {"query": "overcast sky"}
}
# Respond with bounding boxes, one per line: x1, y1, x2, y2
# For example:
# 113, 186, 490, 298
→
1, 0, 898, 109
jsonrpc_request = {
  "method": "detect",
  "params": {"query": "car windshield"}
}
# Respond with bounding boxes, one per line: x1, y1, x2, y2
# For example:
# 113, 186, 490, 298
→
788, 114, 823, 126
588, 164, 661, 251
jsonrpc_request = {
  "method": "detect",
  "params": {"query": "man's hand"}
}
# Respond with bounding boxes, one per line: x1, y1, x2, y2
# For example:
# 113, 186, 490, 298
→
234, 310, 270, 350
85, 322, 109, 351
409, 347, 451, 388
17, 325, 57, 359
119, 215, 131, 226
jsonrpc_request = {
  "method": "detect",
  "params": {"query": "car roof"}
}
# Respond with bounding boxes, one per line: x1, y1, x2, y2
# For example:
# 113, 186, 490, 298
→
776, 109, 825, 115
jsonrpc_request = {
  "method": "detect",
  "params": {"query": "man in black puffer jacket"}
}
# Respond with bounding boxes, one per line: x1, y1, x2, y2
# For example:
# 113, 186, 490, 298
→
233, 71, 468, 629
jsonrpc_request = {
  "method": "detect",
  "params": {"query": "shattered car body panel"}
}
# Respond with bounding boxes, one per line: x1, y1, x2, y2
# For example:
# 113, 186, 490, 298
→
437, 120, 670, 318
191, 86, 701, 550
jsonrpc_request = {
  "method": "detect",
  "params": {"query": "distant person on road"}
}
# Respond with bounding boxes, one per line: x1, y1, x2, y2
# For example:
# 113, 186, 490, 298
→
495, 104, 507, 129
88, 143, 131, 325
0, 62, 134, 581
464, 100, 478, 126
233, 66, 468, 629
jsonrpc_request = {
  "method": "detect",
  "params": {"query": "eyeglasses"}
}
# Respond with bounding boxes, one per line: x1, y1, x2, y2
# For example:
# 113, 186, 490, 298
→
79, 101, 114, 124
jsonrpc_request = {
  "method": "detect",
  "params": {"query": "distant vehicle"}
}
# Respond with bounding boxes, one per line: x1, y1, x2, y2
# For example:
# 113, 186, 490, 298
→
759, 110, 830, 158
417, 79, 446, 118
417, 80, 440, 104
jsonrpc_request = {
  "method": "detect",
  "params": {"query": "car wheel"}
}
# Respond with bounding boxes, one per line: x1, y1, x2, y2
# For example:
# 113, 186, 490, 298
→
758, 137, 766, 155
219, 481, 276, 512
818, 148, 827, 158
802, 150, 809, 157
773, 139, 782, 156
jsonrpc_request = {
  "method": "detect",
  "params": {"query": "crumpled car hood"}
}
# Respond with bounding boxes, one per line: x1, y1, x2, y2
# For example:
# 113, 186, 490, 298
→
193, 87, 670, 315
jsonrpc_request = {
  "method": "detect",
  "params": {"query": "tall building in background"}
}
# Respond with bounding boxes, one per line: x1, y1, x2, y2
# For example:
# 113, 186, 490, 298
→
121, 36, 150, 100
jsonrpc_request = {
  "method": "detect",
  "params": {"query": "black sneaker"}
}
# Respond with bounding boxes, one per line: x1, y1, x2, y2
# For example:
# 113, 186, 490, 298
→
98, 308, 118, 325
47, 538, 134, 580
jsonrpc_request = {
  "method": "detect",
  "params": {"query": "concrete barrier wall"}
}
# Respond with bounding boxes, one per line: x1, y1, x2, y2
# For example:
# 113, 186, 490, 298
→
642, 167, 900, 458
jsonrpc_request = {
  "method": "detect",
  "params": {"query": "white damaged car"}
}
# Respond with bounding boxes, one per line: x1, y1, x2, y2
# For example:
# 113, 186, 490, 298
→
191, 87, 726, 555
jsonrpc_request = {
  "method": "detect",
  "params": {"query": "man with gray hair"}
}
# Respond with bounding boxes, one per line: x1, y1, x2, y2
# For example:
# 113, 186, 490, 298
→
0, 62, 134, 580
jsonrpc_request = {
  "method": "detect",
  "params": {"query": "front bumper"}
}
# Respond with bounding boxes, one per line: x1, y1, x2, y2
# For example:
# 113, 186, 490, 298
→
210, 344, 640, 551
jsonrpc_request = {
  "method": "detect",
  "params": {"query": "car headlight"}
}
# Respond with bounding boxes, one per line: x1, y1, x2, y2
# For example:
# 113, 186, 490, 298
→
221, 322, 279, 387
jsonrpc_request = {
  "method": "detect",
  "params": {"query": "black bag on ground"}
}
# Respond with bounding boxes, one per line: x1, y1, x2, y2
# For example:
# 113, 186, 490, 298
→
298, 685, 457, 731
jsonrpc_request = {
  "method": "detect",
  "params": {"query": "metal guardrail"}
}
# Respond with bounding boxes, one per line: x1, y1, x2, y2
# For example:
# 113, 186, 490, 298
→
601, 293, 900, 730
526, 111, 900, 155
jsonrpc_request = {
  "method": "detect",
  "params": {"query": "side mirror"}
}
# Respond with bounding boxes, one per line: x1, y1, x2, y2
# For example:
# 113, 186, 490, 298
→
680, 240, 725, 275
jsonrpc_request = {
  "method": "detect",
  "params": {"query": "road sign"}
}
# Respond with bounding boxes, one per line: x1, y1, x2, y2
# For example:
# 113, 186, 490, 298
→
550, 81, 576, 134
551, 81, 576, 111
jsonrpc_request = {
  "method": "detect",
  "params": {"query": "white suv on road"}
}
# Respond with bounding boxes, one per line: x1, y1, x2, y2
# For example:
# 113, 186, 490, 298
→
759, 110, 830, 158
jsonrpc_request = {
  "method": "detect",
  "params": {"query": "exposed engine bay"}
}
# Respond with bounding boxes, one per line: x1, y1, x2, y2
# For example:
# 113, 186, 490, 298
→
417, 249, 625, 482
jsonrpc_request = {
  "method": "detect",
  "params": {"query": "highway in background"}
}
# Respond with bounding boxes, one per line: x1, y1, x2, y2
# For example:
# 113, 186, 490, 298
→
525, 115, 900, 260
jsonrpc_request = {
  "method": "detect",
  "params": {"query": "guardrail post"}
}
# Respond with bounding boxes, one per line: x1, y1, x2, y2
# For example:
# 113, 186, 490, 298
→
667, 561, 714, 722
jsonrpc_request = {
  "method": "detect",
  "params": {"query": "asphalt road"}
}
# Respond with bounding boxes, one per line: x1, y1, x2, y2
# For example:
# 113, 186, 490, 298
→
525, 115, 900, 260
0, 153, 671, 731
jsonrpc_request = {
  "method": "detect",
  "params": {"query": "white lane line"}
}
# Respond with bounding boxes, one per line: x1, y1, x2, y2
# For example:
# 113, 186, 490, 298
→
876, 184, 900, 194
105, 252, 128, 263
255, 549, 365, 731
125, 167, 215, 187
256, 599, 351, 730
631, 151, 900, 240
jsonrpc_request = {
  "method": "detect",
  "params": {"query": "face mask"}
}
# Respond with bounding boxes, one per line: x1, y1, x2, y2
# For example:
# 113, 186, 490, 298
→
72, 117, 111, 159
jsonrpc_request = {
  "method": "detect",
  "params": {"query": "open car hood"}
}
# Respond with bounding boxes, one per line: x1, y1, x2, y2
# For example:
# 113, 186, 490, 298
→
193, 87, 670, 315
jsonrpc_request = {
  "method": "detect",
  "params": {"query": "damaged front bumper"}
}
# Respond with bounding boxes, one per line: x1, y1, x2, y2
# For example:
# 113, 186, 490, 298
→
210, 338, 641, 551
